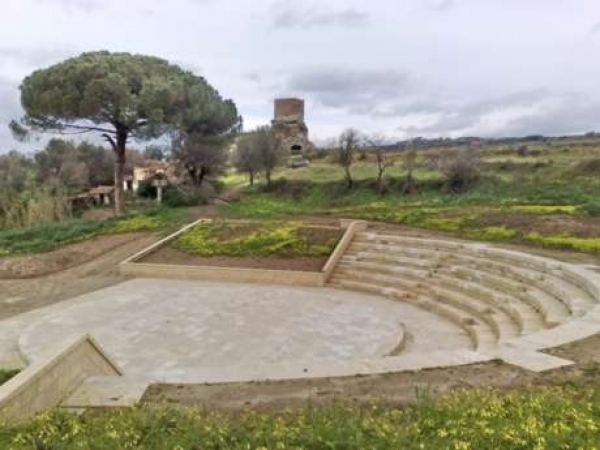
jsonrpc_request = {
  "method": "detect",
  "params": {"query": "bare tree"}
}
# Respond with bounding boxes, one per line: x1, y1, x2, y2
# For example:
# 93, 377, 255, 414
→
402, 149, 418, 194
367, 134, 393, 194
253, 126, 287, 190
439, 148, 481, 193
335, 128, 361, 188
233, 135, 261, 186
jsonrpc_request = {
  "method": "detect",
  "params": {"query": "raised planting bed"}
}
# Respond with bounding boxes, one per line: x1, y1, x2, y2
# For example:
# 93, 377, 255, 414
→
140, 220, 344, 272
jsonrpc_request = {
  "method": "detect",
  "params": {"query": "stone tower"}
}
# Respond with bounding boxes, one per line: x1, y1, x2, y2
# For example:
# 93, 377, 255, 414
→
272, 98, 311, 154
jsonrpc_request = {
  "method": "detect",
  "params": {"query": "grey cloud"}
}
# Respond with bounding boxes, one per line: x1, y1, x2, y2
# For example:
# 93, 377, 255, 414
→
430, 0, 456, 11
590, 22, 600, 34
272, 4, 369, 29
285, 68, 410, 112
401, 90, 600, 138
244, 72, 262, 83
36, 0, 102, 12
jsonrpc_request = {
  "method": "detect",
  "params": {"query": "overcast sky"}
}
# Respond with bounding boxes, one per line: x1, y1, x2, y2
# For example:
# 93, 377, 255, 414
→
2, 0, 600, 152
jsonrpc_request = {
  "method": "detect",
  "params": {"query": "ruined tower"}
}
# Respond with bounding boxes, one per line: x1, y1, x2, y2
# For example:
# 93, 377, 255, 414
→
272, 98, 311, 154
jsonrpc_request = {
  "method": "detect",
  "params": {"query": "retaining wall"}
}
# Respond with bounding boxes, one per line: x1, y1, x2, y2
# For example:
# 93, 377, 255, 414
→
0, 334, 122, 425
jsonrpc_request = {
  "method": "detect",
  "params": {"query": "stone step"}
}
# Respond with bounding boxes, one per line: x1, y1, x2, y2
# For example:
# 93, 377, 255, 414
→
333, 268, 520, 340
336, 260, 549, 332
342, 248, 594, 324
355, 232, 559, 274
329, 278, 497, 351
61, 376, 149, 409
347, 242, 599, 315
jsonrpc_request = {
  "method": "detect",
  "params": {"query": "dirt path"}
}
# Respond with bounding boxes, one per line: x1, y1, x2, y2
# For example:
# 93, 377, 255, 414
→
0, 234, 158, 320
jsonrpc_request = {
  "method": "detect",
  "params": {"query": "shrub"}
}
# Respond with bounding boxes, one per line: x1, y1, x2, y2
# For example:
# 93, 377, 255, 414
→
163, 186, 208, 208
136, 180, 157, 198
574, 158, 600, 175
581, 201, 600, 218
439, 148, 481, 193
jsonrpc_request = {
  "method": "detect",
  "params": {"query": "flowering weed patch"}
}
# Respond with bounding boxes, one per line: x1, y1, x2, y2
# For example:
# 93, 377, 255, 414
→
2, 386, 600, 449
173, 221, 342, 257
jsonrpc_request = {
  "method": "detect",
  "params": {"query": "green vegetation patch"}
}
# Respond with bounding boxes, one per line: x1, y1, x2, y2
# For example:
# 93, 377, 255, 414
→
3, 386, 600, 448
0, 208, 189, 256
173, 221, 342, 257
526, 232, 600, 254
0, 369, 19, 386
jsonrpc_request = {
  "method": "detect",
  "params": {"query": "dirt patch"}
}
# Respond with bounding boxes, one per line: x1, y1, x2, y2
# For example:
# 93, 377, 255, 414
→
141, 246, 328, 272
479, 213, 600, 238
0, 234, 158, 320
144, 334, 600, 412
0, 233, 148, 279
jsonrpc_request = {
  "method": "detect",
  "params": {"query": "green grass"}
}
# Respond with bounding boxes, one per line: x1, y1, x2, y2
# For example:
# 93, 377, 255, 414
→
3, 385, 600, 448
0, 369, 19, 386
0, 208, 190, 256
220, 162, 600, 254
173, 221, 341, 257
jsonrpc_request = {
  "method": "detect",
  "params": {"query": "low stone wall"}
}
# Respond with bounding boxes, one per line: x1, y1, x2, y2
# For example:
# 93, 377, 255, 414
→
0, 334, 122, 425
322, 221, 368, 283
122, 263, 326, 287
120, 219, 363, 288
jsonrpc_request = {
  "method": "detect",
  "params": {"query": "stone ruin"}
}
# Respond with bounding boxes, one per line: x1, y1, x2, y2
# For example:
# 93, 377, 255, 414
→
272, 98, 312, 154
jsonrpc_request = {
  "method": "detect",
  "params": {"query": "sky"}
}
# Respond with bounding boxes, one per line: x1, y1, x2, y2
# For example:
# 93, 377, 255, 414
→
1, 0, 600, 152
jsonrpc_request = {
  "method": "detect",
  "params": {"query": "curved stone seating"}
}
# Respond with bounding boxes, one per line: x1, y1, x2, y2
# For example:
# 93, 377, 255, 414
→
329, 229, 600, 358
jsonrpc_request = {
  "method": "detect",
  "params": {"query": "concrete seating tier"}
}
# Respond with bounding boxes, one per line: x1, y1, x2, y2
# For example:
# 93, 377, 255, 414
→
329, 230, 600, 355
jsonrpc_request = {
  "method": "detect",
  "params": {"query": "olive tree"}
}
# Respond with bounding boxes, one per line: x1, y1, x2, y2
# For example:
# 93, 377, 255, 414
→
11, 51, 239, 214
172, 134, 229, 186
366, 134, 392, 194
335, 128, 362, 188
233, 134, 262, 186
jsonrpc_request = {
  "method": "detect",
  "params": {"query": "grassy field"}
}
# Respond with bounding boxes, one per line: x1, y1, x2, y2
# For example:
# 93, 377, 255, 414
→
2, 385, 600, 449
173, 221, 341, 257
222, 141, 600, 256
0, 207, 191, 256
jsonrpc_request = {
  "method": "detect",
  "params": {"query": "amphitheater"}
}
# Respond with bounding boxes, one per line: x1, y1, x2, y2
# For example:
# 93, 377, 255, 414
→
2, 220, 600, 418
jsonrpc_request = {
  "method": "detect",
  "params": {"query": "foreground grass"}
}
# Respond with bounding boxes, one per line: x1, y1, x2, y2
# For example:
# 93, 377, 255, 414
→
2, 386, 600, 449
0, 208, 190, 256
173, 221, 341, 257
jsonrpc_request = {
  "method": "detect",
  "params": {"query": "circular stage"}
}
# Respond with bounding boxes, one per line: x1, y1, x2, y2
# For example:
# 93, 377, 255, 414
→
19, 279, 471, 380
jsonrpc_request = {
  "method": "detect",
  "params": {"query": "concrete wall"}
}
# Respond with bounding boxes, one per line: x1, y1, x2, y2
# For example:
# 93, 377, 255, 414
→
0, 334, 122, 425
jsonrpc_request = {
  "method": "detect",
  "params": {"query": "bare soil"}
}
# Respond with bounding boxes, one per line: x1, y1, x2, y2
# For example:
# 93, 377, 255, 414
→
0, 233, 147, 279
141, 246, 329, 272
479, 213, 600, 238
0, 233, 158, 320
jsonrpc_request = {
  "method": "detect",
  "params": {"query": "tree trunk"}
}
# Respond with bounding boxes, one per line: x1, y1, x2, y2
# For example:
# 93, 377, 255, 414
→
265, 169, 271, 190
345, 166, 353, 188
113, 129, 128, 216
198, 166, 207, 185
249, 170, 254, 186
376, 168, 384, 194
